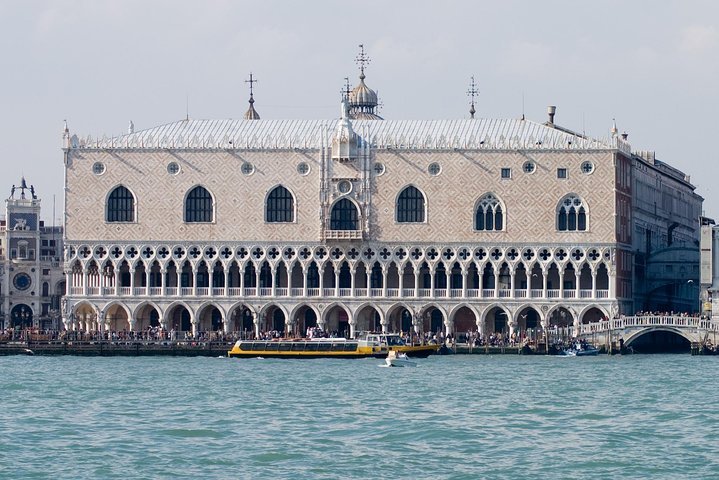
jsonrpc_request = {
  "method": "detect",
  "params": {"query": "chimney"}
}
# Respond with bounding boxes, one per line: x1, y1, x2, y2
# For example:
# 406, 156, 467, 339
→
547, 105, 556, 124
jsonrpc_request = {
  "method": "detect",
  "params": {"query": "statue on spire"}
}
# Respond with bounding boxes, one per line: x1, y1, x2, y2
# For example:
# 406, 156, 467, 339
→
467, 76, 479, 119
355, 44, 370, 79
244, 72, 260, 120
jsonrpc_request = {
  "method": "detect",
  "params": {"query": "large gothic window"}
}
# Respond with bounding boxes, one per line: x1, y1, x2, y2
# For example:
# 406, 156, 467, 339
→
185, 186, 214, 223
475, 193, 504, 231
266, 186, 294, 223
330, 198, 358, 230
557, 194, 587, 231
396, 186, 425, 223
106, 186, 135, 222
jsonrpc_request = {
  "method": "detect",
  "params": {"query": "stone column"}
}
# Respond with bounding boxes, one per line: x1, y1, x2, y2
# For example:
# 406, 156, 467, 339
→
398, 268, 404, 297
559, 268, 565, 298
430, 266, 436, 298
302, 266, 308, 297
271, 266, 277, 297
591, 271, 597, 299
510, 270, 516, 298
382, 265, 388, 297
542, 271, 548, 298
334, 269, 340, 297
239, 265, 245, 294
255, 268, 261, 297
82, 268, 88, 296
191, 316, 199, 338
223, 314, 231, 334
224, 268, 230, 297
252, 311, 260, 338
129, 268, 135, 295
462, 267, 468, 298
161, 268, 167, 296
350, 267, 356, 297
494, 265, 500, 298
414, 269, 420, 298
575, 271, 580, 299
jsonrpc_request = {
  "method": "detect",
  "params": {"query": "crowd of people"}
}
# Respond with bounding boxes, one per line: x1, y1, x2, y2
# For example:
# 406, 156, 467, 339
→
0, 310, 710, 346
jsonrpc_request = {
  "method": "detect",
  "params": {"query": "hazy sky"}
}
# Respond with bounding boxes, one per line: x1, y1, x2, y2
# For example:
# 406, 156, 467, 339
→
1, 0, 717, 223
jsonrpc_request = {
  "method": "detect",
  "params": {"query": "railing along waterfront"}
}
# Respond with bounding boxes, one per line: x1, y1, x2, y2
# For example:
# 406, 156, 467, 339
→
574, 315, 718, 336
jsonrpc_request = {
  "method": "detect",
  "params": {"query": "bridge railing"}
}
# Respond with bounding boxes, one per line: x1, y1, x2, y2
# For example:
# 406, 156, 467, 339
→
575, 315, 718, 336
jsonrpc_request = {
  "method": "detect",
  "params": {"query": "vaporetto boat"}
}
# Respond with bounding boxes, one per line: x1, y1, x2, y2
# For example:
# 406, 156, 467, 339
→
227, 338, 387, 359
227, 334, 439, 359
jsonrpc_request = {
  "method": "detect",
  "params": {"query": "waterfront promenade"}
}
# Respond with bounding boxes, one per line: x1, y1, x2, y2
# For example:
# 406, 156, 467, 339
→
2, 314, 715, 356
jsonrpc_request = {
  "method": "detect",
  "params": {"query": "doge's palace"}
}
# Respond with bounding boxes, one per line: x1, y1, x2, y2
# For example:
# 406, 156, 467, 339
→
61, 49, 702, 338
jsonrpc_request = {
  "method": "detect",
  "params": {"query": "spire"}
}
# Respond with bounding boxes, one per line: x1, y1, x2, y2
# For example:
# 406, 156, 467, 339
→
244, 72, 260, 120
348, 44, 382, 120
611, 118, 618, 136
467, 76, 479, 119
128, 120, 134, 134
356, 44, 370, 80
62, 119, 71, 149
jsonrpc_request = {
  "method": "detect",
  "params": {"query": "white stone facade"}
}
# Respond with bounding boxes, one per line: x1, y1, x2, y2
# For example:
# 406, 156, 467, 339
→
60, 110, 699, 338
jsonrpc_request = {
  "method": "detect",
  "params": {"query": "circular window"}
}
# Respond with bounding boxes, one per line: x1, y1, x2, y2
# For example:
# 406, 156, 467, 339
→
167, 162, 180, 175
241, 162, 255, 175
428, 162, 441, 176
523, 161, 536, 174
92, 162, 105, 175
581, 161, 594, 174
338, 180, 352, 194
297, 162, 310, 176
374, 162, 385, 176
13, 273, 31, 291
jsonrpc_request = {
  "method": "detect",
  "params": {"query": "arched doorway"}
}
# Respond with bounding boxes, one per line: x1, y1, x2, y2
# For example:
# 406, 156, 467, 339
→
452, 306, 477, 342
106, 303, 130, 332
323, 305, 349, 337
197, 305, 223, 332
483, 306, 509, 339
293, 305, 318, 337
10, 304, 33, 329
229, 305, 254, 336
354, 305, 381, 334
166, 304, 192, 333
135, 303, 161, 331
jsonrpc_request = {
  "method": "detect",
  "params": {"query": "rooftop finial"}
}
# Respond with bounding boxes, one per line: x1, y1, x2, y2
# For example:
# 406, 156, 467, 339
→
467, 76, 479, 119
128, 120, 134, 134
355, 44, 370, 80
244, 72, 260, 120
342, 77, 351, 100
611, 118, 618, 136
63, 119, 69, 133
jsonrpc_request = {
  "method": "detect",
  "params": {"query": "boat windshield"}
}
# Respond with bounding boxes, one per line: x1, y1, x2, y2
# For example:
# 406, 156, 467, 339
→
366, 334, 406, 346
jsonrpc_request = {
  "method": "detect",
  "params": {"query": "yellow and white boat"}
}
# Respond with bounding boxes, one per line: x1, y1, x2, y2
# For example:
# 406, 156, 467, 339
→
227, 338, 387, 359
364, 334, 439, 358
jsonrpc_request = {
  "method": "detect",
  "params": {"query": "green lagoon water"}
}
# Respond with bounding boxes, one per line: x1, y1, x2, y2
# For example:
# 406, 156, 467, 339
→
1, 354, 717, 479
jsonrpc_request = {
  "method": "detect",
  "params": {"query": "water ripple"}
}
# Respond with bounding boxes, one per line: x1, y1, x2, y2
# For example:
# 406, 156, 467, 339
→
1, 354, 718, 478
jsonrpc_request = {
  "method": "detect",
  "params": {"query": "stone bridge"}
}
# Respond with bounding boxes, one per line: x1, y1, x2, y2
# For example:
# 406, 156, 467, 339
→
572, 315, 718, 351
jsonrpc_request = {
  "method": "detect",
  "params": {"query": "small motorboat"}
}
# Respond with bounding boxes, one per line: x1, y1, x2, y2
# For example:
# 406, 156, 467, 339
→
385, 350, 417, 367
560, 342, 599, 357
